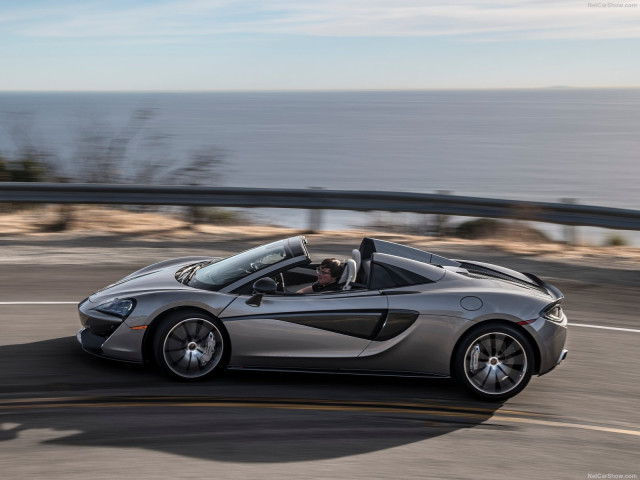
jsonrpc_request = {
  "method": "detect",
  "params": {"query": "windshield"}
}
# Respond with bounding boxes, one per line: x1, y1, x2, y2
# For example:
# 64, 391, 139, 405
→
187, 239, 291, 290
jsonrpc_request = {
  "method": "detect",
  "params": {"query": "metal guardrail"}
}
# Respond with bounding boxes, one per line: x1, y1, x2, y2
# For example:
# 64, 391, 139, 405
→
1, 182, 639, 231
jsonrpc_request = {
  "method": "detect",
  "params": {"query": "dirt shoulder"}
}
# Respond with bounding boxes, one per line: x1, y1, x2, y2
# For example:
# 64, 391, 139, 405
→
0, 207, 638, 287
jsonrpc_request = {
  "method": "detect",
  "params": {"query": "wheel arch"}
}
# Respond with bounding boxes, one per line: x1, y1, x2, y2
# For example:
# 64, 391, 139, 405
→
449, 319, 541, 378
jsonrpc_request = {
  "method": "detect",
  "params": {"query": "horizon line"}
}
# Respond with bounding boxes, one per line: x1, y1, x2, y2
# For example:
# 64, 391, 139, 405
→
1, 86, 640, 94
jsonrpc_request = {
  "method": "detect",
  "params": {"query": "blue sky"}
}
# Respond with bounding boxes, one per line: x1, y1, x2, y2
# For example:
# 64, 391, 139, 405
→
1, 0, 639, 91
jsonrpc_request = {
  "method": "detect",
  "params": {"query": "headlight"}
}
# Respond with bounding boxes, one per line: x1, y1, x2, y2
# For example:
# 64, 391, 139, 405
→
95, 299, 135, 319
542, 302, 564, 323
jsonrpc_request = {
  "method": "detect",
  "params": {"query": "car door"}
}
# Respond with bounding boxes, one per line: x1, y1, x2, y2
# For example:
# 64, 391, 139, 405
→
219, 289, 388, 370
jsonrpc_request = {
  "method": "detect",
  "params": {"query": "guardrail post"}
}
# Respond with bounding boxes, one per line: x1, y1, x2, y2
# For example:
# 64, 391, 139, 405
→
433, 190, 451, 236
561, 198, 578, 245
307, 187, 324, 232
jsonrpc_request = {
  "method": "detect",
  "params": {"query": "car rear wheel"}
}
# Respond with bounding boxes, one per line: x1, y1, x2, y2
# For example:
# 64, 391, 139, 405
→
153, 311, 229, 381
454, 324, 534, 401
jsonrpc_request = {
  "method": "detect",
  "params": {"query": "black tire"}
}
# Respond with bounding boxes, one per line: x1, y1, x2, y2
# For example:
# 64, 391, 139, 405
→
453, 323, 534, 401
153, 310, 230, 381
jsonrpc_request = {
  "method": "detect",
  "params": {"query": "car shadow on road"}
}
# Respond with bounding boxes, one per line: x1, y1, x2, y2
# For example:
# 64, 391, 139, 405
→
0, 337, 505, 463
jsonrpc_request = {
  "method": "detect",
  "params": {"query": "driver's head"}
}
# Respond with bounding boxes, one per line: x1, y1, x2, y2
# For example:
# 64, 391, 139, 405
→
316, 258, 343, 285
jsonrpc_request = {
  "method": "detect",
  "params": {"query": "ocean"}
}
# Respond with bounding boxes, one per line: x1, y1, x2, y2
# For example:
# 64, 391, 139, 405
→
1, 89, 639, 244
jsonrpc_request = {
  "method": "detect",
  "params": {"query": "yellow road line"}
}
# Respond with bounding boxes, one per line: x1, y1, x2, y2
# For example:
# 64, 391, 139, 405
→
2, 396, 640, 437
0, 395, 553, 417
492, 415, 640, 437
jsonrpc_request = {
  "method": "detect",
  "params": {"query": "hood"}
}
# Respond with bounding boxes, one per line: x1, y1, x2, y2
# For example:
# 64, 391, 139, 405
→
88, 256, 216, 303
121, 256, 217, 280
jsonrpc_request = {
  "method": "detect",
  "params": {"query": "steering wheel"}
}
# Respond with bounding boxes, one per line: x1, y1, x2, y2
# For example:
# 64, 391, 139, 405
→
275, 272, 286, 292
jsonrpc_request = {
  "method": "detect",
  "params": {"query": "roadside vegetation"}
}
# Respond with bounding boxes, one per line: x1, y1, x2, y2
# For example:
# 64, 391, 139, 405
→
0, 150, 51, 213
0, 109, 241, 227
366, 214, 552, 243
0, 152, 50, 183
603, 234, 629, 247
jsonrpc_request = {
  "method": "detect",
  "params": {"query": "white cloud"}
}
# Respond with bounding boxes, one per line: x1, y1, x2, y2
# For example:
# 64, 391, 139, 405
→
3, 0, 640, 41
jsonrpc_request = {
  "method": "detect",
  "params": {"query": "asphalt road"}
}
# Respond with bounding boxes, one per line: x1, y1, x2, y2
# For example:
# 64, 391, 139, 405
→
1, 241, 639, 479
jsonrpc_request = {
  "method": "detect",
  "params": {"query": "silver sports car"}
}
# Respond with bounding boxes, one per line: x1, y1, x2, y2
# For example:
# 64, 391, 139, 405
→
77, 236, 568, 400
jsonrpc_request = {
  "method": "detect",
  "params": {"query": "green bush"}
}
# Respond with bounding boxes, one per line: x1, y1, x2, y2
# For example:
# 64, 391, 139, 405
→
454, 217, 550, 242
188, 207, 246, 225
0, 154, 51, 212
0, 157, 10, 181
455, 218, 503, 239
603, 235, 628, 247
0, 154, 50, 182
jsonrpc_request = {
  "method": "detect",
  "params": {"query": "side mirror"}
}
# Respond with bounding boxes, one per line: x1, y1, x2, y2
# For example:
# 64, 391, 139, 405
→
252, 277, 278, 294
245, 277, 278, 307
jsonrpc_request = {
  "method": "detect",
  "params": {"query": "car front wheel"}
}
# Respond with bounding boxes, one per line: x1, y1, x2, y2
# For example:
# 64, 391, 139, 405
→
454, 324, 534, 401
153, 311, 229, 381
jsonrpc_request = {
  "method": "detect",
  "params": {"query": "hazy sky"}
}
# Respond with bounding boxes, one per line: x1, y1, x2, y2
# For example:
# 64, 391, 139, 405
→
1, 0, 639, 91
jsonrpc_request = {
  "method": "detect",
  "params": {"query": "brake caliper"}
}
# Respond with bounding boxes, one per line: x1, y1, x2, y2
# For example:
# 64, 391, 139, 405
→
199, 332, 216, 366
470, 344, 481, 373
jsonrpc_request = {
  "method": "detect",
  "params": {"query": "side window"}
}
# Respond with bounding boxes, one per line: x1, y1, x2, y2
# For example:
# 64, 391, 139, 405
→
370, 263, 433, 290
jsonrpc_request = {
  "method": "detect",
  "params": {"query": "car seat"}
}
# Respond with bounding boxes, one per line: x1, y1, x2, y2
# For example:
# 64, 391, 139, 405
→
340, 259, 357, 290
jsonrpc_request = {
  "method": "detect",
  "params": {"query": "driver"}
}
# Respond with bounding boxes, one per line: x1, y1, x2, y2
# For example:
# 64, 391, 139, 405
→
297, 258, 344, 293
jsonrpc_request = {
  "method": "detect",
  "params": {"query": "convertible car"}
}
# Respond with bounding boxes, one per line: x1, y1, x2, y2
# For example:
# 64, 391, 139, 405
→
77, 236, 568, 400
